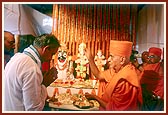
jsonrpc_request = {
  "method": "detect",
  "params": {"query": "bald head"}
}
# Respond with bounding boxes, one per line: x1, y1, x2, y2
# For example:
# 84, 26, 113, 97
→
4, 31, 15, 52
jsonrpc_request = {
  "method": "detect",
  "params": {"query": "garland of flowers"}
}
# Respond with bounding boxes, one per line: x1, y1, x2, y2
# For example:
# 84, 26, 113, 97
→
56, 61, 68, 71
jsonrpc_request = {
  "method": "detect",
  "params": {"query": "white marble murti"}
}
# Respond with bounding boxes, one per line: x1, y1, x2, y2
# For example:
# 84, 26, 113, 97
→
75, 42, 89, 79
94, 50, 106, 72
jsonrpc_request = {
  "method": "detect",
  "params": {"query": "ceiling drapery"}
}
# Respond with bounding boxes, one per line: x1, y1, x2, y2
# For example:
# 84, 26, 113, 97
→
52, 4, 137, 58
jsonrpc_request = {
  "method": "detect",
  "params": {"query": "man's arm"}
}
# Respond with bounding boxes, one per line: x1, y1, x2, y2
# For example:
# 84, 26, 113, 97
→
22, 65, 47, 110
85, 48, 104, 80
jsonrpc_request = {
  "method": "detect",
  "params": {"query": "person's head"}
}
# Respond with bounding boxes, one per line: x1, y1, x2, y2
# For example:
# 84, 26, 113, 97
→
130, 50, 138, 62
4, 31, 15, 52
33, 34, 60, 62
19, 34, 35, 52
107, 40, 133, 72
148, 47, 162, 64
141, 51, 149, 63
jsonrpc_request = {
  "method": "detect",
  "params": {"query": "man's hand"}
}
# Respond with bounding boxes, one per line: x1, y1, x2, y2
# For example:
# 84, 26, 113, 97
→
42, 67, 58, 87
85, 92, 107, 109
85, 92, 96, 100
85, 47, 94, 61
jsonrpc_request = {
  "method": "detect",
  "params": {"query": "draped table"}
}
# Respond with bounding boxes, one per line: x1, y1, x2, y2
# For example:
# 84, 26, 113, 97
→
46, 79, 99, 111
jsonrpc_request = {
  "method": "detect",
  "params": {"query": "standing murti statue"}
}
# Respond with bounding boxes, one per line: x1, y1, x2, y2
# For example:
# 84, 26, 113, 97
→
94, 50, 106, 72
75, 42, 89, 80
55, 43, 74, 81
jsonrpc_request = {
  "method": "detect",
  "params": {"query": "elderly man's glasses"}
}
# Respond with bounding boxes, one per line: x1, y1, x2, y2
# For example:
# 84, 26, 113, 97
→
148, 55, 157, 59
7, 40, 15, 45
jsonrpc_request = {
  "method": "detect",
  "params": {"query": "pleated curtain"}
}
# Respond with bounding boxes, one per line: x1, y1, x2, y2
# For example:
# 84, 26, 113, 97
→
52, 4, 137, 59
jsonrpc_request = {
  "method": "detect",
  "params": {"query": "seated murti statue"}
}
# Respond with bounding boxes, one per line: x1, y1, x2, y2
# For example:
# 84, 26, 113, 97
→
75, 42, 89, 80
94, 50, 106, 72
55, 43, 74, 81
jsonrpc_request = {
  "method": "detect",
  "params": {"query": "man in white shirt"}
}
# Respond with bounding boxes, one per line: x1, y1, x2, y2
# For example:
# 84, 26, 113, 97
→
4, 34, 60, 111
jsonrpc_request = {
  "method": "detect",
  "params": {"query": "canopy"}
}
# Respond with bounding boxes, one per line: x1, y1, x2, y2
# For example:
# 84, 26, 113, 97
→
4, 4, 52, 36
